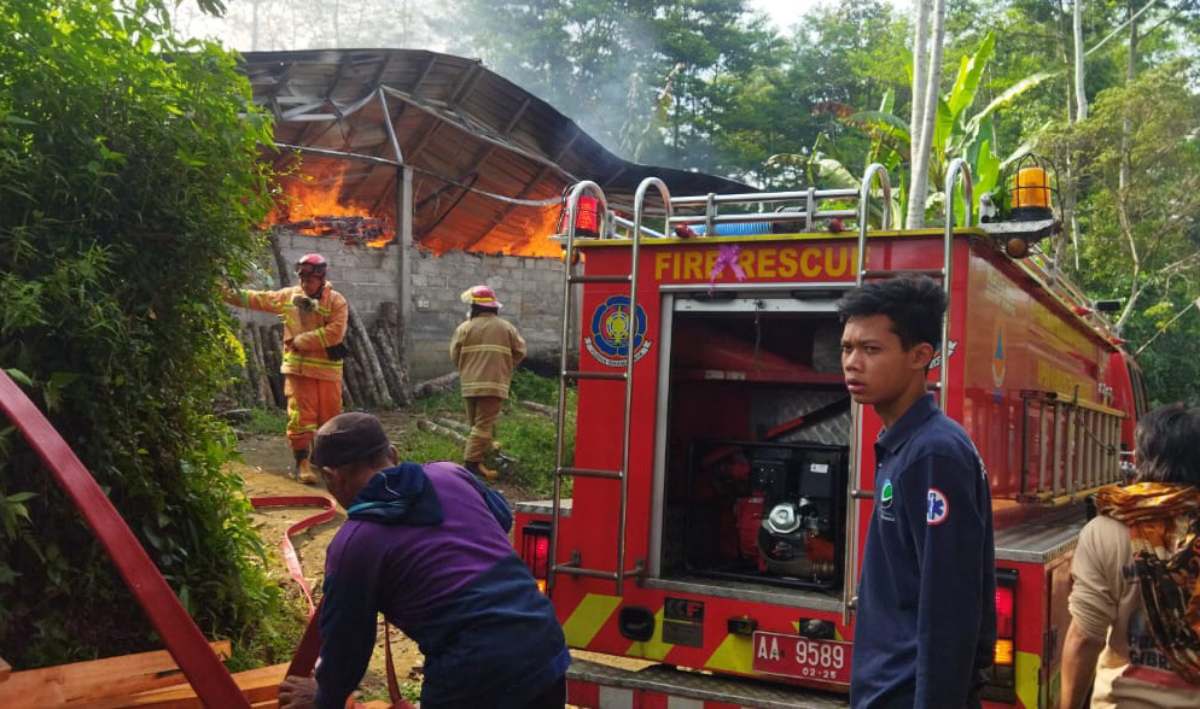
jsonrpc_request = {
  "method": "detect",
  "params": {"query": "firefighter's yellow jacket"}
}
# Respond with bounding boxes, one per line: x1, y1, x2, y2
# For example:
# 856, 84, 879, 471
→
227, 283, 348, 382
450, 312, 527, 398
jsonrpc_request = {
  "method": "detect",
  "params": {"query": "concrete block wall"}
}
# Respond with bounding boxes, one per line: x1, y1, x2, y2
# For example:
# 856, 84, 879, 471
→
406, 245, 565, 381
232, 231, 567, 385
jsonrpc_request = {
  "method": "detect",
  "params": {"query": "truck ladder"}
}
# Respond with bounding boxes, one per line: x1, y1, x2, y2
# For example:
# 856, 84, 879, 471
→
548, 178, 672, 596
841, 160, 973, 624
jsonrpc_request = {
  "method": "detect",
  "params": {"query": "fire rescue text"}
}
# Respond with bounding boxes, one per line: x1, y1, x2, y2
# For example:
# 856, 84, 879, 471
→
654, 245, 857, 281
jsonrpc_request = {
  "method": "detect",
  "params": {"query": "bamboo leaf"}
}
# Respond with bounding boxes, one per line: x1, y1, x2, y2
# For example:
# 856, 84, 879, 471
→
4, 368, 33, 387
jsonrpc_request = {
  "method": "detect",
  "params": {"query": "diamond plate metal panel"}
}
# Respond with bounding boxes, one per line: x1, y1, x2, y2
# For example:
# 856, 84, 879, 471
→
568, 658, 849, 708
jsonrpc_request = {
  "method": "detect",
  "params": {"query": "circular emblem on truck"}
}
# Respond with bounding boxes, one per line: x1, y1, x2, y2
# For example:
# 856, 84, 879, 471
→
584, 295, 652, 367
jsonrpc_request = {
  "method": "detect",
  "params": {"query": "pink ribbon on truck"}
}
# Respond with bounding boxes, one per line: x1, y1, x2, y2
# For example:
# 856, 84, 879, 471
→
709, 244, 747, 289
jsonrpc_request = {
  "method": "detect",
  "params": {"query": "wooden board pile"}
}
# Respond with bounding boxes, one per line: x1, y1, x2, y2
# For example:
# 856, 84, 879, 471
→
0, 642, 292, 708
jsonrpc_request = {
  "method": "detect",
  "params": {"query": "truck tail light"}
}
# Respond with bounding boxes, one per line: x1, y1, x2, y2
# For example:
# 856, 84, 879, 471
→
522, 521, 552, 593
983, 569, 1019, 703
995, 585, 1015, 664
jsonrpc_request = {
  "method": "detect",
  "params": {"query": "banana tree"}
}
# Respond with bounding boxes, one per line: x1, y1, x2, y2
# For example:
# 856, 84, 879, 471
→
780, 32, 1052, 227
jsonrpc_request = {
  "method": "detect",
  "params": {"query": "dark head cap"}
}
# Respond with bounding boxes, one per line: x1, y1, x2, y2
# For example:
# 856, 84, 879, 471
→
311, 412, 390, 468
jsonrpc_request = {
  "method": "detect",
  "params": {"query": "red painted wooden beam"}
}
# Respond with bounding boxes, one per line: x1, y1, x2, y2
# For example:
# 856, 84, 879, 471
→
0, 370, 250, 707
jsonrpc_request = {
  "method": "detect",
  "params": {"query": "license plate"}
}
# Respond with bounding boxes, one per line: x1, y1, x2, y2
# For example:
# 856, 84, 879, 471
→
751, 631, 852, 684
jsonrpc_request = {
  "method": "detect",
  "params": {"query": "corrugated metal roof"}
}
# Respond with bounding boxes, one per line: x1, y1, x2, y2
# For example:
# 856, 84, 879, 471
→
240, 48, 754, 254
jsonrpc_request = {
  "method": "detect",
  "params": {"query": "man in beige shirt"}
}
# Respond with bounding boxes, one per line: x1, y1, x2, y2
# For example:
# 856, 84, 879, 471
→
1060, 403, 1200, 708
450, 285, 526, 481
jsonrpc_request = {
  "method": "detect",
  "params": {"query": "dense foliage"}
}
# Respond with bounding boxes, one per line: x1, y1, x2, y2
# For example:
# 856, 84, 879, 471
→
0, 0, 298, 667
434, 0, 1200, 403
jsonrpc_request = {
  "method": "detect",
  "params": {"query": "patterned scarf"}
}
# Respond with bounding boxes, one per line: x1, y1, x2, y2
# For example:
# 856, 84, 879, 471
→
1095, 482, 1200, 683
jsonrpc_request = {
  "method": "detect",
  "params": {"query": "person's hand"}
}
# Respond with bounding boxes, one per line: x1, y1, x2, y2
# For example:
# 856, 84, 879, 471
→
292, 294, 317, 312
278, 674, 318, 709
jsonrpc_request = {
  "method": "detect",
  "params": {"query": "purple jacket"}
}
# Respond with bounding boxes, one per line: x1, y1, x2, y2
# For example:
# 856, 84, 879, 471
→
315, 461, 569, 708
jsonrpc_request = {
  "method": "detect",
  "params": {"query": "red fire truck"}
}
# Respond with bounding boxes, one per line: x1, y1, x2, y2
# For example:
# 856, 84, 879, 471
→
514, 161, 1148, 708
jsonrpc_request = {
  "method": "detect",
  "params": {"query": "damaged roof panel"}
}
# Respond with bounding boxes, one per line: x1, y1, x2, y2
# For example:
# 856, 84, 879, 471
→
241, 48, 753, 255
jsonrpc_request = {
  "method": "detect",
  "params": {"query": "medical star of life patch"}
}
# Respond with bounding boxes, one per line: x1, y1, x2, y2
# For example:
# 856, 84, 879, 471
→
926, 488, 949, 525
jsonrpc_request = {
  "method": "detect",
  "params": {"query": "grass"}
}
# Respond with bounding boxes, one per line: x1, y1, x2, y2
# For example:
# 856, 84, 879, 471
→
243, 407, 288, 436
405, 369, 575, 497
237, 371, 575, 497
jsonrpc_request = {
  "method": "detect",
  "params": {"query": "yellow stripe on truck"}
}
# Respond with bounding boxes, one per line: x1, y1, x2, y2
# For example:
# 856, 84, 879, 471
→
561, 593, 621, 649
704, 632, 755, 675
624, 607, 673, 661
1017, 651, 1040, 709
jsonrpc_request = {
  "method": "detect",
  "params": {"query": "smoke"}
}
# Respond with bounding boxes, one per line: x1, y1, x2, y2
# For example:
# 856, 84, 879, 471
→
171, 0, 448, 52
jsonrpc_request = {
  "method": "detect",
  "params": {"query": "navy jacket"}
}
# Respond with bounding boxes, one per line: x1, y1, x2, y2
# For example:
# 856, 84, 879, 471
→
315, 462, 569, 709
849, 395, 997, 708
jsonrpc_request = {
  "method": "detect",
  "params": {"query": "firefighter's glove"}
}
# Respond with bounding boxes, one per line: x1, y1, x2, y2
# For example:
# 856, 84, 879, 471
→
292, 294, 317, 312
325, 343, 350, 361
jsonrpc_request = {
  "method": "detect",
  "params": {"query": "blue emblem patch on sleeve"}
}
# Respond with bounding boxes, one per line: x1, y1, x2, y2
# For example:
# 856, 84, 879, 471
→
926, 488, 949, 526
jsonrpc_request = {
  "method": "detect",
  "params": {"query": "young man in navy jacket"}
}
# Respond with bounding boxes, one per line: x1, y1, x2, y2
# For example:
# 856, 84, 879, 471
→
840, 277, 996, 708
277, 412, 569, 709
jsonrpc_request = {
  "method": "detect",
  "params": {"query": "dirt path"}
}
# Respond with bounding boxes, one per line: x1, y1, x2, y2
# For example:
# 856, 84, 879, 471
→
236, 409, 537, 703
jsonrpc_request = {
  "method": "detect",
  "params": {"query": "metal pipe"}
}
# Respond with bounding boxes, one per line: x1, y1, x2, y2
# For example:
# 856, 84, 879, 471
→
619, 177, 671, 595
611, 214, 666, 239
549, 180, 608, 597
843, 163, 892, 626
376, 88, 405, 164
670, 187, 858, 205
275, 142, 400, 167
668, 209, 857, 226
941, 158, 972, 410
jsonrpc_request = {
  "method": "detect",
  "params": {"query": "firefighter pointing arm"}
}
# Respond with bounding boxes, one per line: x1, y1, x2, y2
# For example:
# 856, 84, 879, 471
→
449, 285, 526, 481
224, 253, 349, 484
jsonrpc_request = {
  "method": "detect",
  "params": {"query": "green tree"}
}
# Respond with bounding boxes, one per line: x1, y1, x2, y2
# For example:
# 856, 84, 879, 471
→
1042, 61, 1200, 399
0, 0, 297, 667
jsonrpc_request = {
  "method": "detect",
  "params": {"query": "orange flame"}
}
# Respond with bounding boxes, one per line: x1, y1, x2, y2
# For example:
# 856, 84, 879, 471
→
469, 203, 563, 257
270, 163, 394, 249
507, 204, 565, 258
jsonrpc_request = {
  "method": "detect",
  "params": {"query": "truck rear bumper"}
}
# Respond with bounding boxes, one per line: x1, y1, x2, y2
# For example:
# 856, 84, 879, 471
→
567, 657, 848, 708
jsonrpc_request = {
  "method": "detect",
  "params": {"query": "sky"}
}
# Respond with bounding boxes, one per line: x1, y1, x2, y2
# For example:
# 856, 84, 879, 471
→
750, 0, 905, 32
748, 0, 819, 32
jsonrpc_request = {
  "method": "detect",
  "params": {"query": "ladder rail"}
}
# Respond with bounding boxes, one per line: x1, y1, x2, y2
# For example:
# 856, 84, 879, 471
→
549, 181, 608, 596
941, 158, 973, 409
842, 164, 892, 625
618, 177, 672, 595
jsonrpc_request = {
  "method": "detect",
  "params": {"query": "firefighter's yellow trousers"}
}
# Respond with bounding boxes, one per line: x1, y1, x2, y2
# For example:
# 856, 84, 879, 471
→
464, 396, 503, 463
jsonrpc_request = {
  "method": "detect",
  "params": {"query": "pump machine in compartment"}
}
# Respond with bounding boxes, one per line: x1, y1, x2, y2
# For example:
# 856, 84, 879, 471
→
684, 440, 848, 591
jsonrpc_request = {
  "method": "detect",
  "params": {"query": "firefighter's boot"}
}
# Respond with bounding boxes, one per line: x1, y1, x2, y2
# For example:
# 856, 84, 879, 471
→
465, 461, 500, 482
293, 449, 319, 485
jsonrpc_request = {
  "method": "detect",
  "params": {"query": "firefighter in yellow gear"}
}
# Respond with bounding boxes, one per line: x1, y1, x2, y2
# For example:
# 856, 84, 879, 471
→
450, 285, 526, 481
226, 253, 348, 484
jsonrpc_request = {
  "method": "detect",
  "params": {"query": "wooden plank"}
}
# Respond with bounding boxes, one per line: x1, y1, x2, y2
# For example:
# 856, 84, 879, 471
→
0, 641, 231, 707
117, 663, 288, 708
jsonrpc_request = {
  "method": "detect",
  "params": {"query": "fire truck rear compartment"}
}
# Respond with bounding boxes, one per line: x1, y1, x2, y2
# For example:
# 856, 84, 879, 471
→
659, 295, 851, 595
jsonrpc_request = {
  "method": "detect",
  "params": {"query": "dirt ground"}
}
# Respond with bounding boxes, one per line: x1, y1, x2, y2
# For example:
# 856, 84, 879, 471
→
235, 409, 538, 703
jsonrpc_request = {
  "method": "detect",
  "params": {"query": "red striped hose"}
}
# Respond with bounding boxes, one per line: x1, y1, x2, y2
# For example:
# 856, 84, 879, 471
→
249, 494, 336, 618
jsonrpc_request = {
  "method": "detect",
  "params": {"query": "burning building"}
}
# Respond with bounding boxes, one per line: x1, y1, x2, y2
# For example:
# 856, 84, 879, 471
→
235, 48, 748, 405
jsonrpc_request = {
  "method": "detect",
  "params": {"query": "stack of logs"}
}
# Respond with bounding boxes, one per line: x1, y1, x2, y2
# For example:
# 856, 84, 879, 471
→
236, 301, 410, 411
233, 231, 410, 410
